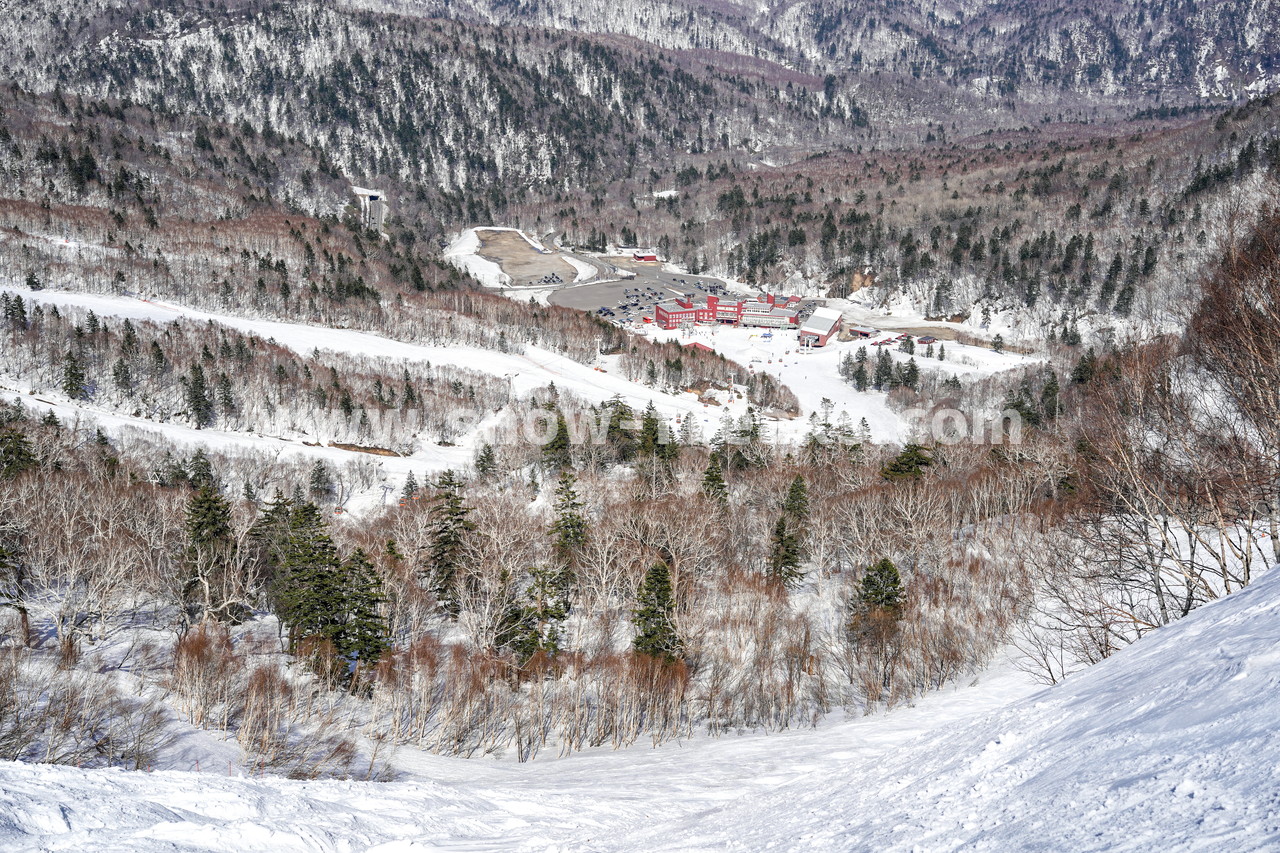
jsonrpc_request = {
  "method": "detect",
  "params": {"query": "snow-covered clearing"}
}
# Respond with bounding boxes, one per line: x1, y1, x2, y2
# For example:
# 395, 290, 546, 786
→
641, 319, 1037, 442
442, 228, 510, 288
3, 568, 1277, 851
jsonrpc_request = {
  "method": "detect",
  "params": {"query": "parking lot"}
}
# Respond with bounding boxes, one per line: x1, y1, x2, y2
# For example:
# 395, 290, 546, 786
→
549, 266, 739, 327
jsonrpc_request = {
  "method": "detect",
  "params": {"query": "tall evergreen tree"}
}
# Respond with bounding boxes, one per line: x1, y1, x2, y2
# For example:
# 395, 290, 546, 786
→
185, 363, 215, 427
474, 443, 496, 478
248, 489, 295, 580
853, 362, 869, 391
633, 561, 682, 662
187, 450, 215, 491
550, 471, 587, 568
182, 485, 240, 622
424, 470, 473, 614
637, 401, 663, 457
61, 349, 88, 400
334, 549, 388, 668
873, 348, 893, 389
700, 454, 729, 505
273, 501, 343, 652
900, 358, 920, 390
543, 410, 572, 470
767, 515, 804, 588
309, 460, 334, 499
859, 557, 904, 611
499, 564, 568, 665
767, 475, 810, 588
0, 430, 37, 479
782, 475, 809, 523
401, 470, 419, 500
1040, 370, 1061, 420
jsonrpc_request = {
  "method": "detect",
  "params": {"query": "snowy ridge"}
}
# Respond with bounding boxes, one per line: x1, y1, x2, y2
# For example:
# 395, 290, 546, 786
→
2, 569, 1277, 850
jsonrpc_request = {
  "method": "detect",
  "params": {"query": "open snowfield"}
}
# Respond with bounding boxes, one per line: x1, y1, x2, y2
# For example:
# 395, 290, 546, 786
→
3, 568, 1276, 851
442, 229, 510, 288
641, 319, 1038, 443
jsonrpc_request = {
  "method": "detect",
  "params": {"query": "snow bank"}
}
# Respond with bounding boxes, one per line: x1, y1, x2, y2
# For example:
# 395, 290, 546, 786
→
442, 228, 509, 288
564, 256, 596, 283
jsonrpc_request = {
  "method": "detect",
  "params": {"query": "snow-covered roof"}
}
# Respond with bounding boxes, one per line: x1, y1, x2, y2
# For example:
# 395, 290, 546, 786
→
800, 307, 842, 336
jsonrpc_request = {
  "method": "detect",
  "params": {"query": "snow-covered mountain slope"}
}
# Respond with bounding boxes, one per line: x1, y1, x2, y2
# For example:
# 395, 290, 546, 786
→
3, 567, 1277, 851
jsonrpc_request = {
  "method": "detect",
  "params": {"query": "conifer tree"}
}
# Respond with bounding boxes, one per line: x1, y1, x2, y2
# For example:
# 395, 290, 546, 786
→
334, 549, 388, 668
401, 470, 419, 500
768, 475, 810, 588
700, 454, 728, 505
873, 348, 893, 389
881, 444, 933, 480
111, 359, 134, 394
248, 490, 295, 579
0, 430, 37, 479
500, 564, 568, 665
550, 471, 587, 568
1040, 370, 1061, 420
3, 294, 28, 330
187, 450, 215, 490
1071, 348, 1098, 384
767, 515, 804, 588
61, 349, 88, 400
633, 561, 681, 662
543, 410, 572, 470
120, 319, 138, 357
182, 484, 239, 622
853, 362, 869, 391
474, 443, 496, 478
637, 401, 662, 457
273, 501, 342, 652
782, 475, 809, 523
901, 357, 920, 390
185, 363, 215, 427
309, 461, 334, 499
425, 470, 474, 614
859, 557, 904, 611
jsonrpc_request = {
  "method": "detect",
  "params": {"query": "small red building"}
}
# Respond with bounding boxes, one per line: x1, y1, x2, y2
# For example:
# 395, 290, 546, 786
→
633, 251, 659, 262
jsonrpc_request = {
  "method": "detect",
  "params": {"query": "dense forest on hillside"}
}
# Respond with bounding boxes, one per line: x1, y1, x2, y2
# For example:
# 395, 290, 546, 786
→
0, 0, 1276, 337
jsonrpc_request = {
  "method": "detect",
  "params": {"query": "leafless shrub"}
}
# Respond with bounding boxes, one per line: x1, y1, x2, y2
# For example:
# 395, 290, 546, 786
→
0, 648, 173, 769
170, 622, 242, 728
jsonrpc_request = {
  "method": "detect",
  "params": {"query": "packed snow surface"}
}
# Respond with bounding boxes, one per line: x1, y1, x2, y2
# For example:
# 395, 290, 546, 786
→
3, 569, 1278, 851
442, 228, 510, 288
